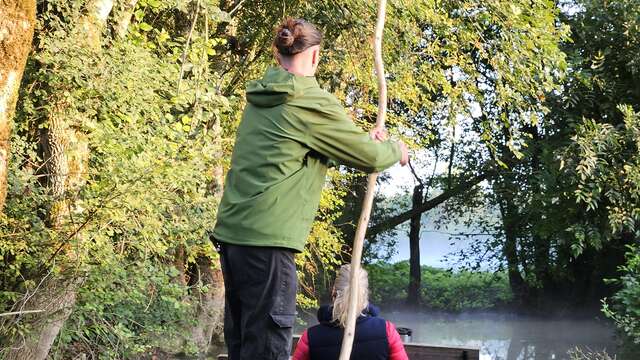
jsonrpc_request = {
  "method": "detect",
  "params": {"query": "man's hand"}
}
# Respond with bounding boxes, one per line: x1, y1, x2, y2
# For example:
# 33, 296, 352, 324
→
397, 141, 409, 166
369, 126, 388, 142
369, 127, 408, 166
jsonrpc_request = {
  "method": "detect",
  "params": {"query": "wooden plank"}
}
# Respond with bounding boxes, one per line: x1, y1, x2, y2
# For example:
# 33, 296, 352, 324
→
404, 343, 480, 360
217, 335, 480, 360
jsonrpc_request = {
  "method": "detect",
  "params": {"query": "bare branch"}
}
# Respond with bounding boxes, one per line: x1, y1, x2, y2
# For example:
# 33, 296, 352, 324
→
0, 310, 45, 318
340, 1, 387, 359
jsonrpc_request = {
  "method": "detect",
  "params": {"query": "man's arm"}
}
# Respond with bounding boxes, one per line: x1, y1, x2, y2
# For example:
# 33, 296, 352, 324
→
302, 103, 407, 173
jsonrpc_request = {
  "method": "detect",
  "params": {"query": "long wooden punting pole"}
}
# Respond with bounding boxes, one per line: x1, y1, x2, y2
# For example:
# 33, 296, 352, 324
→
338, 1, 387, 359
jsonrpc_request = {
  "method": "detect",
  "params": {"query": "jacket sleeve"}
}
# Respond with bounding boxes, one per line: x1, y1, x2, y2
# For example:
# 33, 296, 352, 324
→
386, 321, 409, 360
292, 330, 311, 360
301, 103, 402, 173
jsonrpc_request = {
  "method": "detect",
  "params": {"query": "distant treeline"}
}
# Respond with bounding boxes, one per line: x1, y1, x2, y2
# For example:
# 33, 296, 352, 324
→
366, 262, 512, 312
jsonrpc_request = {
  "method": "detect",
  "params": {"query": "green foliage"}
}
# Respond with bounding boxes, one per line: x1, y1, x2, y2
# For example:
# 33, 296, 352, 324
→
428, 0, 639, 318
2, 1, 224, 354
602, 246, 640, 352
568, 347, 616, 360
559, 0, 640, 249
0, 0, 632, 357
367, 262, 512, 312
57, 261, 191, 358
569, 105, 640, 245
2, 1, 351, 356
307, 0, 569, 154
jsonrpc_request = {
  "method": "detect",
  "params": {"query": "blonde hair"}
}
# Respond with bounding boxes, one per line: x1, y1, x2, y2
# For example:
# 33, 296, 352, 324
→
332, 264, 369, 328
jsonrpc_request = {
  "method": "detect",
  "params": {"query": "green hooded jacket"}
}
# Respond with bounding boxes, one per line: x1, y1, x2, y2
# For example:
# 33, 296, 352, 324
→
212, 67, 401, 252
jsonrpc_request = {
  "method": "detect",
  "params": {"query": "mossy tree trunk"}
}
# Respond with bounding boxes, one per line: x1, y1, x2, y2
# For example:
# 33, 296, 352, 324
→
6, 2, 114, 359
5, 278, 82, 360
189, 256, 225, 353
188, 118, 226, 354
0, 0, 36, 213
114, 0, 139, 38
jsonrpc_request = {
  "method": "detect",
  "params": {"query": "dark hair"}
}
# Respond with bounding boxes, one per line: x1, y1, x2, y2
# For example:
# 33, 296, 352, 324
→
273, 18, 322, 56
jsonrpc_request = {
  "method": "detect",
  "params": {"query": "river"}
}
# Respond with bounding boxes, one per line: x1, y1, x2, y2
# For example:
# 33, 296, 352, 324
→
295, 309, 618, 360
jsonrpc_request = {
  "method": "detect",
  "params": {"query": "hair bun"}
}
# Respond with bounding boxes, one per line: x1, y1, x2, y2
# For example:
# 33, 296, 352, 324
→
273, 18, 322, 57
278, 28, 294, 47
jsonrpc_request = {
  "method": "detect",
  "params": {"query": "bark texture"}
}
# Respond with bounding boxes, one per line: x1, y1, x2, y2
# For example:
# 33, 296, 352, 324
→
4, 277, 81, 360
114, 0, 139, 38
189, 257, 225, 352
42, 0, 111, 225
7, 2, 114, 358
80, 0, 114, 49
0, 0, 36, 212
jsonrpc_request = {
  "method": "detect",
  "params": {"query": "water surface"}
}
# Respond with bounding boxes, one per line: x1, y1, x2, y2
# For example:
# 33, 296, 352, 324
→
296, 309, 618, 360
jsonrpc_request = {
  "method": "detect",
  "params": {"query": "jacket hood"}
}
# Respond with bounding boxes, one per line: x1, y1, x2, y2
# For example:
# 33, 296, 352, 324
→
246, 67, 319, 107
317, 304, 381, 326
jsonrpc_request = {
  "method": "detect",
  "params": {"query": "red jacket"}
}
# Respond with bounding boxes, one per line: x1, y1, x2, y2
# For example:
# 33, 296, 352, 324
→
292, 320, 409, 360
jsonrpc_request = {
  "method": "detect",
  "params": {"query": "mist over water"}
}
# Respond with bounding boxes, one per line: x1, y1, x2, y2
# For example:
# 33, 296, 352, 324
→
295, 309, 617, 359
377, 310, 616, 360
303, 173, 621, 359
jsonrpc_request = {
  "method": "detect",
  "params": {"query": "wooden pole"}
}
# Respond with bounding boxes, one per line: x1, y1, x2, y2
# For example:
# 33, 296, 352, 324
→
338, 1, 387, 359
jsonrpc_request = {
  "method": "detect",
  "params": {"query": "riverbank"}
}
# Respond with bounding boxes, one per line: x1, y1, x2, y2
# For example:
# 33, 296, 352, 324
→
366, 261, 513, 312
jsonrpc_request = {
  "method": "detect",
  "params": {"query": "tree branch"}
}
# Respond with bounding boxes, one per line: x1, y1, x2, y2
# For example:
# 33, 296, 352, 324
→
367, 170, 494, 237
0, 310, 45, 318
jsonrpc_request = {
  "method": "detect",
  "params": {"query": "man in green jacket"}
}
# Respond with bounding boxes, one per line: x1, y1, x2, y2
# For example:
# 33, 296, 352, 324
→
212, 18, 408, 360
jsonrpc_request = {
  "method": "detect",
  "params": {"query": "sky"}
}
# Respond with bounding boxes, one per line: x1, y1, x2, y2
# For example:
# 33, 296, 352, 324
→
375, 162, 470, 268
374, 161, 496, 270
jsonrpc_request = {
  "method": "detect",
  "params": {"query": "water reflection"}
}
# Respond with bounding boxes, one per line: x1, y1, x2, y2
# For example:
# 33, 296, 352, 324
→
295, 309, 617, 360
380, 310, 617, 360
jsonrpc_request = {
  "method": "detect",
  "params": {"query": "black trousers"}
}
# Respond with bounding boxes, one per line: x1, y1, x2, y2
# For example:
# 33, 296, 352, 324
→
217, 241, 297, 360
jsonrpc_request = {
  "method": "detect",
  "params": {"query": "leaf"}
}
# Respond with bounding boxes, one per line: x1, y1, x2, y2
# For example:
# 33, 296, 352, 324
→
139, 23, 153, 32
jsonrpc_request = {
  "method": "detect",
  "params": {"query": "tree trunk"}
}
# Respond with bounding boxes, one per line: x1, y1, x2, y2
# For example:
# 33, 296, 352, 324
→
533, 232, 551, 305
447, 127, 456, 190
4, 277, 81, 360
502, 212, 526, 303
42, 0, 111, 226
494, 178, 528, 307
79, 0, 114, 49
114, 0, 139, 38
8, 2, 114, 357
0, 0, 37, 212
189, 257, 225, 353
186, 117, 226, 354
174, 244, 188, 286
406, 184, 423, 306
40, 105, 72, 226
